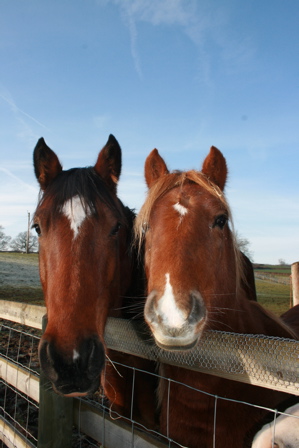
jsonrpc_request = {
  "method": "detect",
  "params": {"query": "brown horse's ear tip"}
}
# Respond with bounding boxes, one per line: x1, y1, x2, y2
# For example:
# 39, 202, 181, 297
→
146, 149, 158, 161
210, 145, 221, 154
108, 134, 117, 144
35, 137, 46, 148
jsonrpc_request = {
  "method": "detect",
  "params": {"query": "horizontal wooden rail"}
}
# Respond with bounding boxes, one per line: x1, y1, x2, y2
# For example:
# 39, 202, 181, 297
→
73, 401, 167, 448
1, 300, 299, 395
0, 357, 39, 402
0, 416, 36, 448
0, 300, 45, 330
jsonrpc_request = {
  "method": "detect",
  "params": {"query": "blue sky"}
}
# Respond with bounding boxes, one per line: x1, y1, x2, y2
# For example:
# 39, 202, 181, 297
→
0, 0, 298, 264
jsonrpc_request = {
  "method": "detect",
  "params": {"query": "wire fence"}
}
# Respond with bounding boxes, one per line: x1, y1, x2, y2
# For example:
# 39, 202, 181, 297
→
0, 321, 40, 448
255, 272, 290, 285
1, 303, 299, 448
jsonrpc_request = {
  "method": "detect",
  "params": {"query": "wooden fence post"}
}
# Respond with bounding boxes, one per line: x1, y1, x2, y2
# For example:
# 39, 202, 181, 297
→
37, 315, 74, 448
291, 262, 299, 306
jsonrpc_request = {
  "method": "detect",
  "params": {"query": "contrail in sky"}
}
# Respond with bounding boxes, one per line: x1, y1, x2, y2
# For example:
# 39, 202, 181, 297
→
0, 92, 48, 129
0, 167, 38, 193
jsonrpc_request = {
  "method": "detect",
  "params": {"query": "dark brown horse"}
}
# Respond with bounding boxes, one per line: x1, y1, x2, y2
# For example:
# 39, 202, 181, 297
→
135, 146, 299, 447
33, 135, 156, 426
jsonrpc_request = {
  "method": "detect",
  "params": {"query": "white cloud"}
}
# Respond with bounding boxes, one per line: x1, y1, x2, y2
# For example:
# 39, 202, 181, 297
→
109, 0, 254, 85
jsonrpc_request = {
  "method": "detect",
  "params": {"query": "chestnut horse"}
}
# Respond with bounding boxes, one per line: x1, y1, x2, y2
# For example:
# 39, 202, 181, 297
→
135, 147, 299, 447
33, 135, 156, 426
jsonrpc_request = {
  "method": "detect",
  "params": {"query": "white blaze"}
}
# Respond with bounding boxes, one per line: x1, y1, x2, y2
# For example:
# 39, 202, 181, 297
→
173, 202, 188, 216
62, 195, 91, 238
158, 273, 186, 328
73, 349, 80, 361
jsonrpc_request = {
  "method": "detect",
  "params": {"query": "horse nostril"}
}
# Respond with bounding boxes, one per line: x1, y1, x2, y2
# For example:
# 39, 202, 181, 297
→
86, 337, 105, 380
144, 291, 158, 324
188, 292, 206, 324
38, 338, 58, 382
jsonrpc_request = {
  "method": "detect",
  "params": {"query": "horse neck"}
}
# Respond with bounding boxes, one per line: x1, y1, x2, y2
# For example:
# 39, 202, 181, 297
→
122, 244, 145, 320
117, 208, 146, 320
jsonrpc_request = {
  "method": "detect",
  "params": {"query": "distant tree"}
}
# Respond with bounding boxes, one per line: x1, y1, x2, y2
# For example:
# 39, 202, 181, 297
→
0, 225, 11, 251
235, 231, 254, 262
278, 258, 287, 266
10, 231, 38, 253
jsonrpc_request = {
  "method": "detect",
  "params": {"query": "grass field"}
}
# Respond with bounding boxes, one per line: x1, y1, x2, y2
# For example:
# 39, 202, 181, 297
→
255, 279, 291, 315
0, 253, 294, 315
0, 252, 44, 304
254, 263, 292, 315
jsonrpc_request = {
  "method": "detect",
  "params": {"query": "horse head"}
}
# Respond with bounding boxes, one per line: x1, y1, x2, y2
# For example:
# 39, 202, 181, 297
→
34, 135, 133, 396
135, 147, 242, 350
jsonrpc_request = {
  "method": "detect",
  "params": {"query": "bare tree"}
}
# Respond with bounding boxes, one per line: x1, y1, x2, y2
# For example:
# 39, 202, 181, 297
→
235, 231, 254, 262
0, 225, 11, 251
10, 231, 38, 253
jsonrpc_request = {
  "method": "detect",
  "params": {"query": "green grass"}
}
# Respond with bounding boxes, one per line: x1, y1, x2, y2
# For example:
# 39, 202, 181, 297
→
254, 263, 291, 275
253, 263, 292, 315
0, 252, 43, 304
255, 279, 291, 316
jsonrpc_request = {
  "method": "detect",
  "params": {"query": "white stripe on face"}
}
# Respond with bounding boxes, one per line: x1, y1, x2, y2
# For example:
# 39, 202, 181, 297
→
173, 202, 188, 216
157, 273, 187, 328
73, 349, 80, 361
62, 195, 91, 238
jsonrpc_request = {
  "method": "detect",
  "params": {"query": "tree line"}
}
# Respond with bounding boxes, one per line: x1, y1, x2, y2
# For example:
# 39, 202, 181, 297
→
0, 225, 38, 253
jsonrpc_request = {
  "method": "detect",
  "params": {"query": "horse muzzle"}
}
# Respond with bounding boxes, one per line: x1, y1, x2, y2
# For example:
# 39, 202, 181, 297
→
144, 290, 207, 351
38, 335, 105, 396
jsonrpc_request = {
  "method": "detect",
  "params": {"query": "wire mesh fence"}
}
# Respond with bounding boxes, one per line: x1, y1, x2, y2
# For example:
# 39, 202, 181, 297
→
0, 321, 40, 448
1, 309, 299, 448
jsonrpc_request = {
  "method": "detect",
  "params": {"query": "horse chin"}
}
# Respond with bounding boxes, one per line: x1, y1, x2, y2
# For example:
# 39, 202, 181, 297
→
61, 391, 89, 398
155, 337, 199, 352
52, 378, 100, 398
153, 332, 200, 352
39, 335, 104, 398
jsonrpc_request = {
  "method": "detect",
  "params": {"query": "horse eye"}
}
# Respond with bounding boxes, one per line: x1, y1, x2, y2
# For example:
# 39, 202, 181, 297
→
32, 223, 41, 236
110, 222, 121, 236
213, 214, 228, 229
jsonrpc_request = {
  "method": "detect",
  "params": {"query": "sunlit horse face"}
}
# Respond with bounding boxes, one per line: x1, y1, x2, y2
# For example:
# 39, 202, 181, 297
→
33, 135, 133, 396
135, 147, 241, 351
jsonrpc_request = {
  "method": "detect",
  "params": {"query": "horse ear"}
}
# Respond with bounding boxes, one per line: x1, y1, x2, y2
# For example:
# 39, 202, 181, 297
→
145, 149, 169, 188
94, 134, 121, 191
201, 146, 228, 191
33, 138, 63, 191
